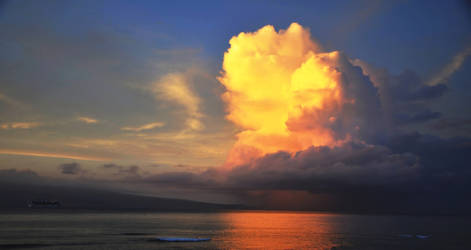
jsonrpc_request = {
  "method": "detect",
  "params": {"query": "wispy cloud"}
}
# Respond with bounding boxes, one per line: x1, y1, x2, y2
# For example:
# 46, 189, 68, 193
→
77, 116, 99, 124
0, 122, 40, 129
0, 92, 26, 108
427, 45, 471, 86
0, 149, 110, 161
153, 73, 204, 131
65, 130, 234, 166
121, 122, 165, 132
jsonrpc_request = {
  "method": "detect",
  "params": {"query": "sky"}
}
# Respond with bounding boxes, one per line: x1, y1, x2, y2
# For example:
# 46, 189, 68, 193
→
1, 0, 471, 211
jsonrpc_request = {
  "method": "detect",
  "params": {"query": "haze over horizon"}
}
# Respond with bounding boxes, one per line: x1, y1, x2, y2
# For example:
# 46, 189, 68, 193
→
1, 0, 471, 212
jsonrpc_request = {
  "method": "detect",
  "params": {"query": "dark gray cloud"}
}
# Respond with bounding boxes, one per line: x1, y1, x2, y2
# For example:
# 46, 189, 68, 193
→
394, 110, 442, 125
406, 84, 448, 101
352, 61, 448, 130
386, 132, 471, 182
139, 134, 471, 191
127, 132, 471, 212
223, 142, 419, 192
131, 143, 419, 193
333, 52, 385, 143
147, 172, 198, 184
431, 118, 471, 136
0, 168, 40, 183
103, 163, 141, 177
58, 162, 83, 175
389, 70, 448, 102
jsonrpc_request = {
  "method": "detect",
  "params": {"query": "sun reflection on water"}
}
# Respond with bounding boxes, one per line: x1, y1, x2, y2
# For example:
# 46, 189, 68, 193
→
217, 212, 338, 249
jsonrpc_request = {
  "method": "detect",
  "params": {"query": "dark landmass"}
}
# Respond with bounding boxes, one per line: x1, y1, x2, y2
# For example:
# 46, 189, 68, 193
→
1, 182, 469, 216
0, 183, 245, 212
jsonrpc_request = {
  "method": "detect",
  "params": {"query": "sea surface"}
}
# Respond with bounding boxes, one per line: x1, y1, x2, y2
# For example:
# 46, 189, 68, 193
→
0, 211, 470, 249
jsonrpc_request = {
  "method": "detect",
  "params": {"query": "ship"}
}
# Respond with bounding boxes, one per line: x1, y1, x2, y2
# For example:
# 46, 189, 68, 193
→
27, 200, 61, 208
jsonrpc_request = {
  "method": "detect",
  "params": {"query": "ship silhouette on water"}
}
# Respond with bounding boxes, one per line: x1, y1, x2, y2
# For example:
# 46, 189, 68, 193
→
27, 200, 61, 208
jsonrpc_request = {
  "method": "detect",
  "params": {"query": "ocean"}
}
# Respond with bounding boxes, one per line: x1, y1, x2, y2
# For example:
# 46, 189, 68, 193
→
0, 211, 470, 249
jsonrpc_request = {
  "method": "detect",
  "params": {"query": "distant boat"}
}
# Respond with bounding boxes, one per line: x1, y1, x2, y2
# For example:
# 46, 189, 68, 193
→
28, 200, 61, 208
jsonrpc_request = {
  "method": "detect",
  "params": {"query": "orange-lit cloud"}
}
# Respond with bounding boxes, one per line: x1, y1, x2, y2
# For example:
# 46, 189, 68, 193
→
0, 122, 40, 129
121, 122, 165, 132
219, 23, 360, 166
153, 73, 204, 131
77, 116, 99, 124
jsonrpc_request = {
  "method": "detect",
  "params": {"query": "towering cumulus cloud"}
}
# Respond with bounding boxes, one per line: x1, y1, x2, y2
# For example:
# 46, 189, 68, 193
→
219, 23, 382, 166
210, 23, 470, 212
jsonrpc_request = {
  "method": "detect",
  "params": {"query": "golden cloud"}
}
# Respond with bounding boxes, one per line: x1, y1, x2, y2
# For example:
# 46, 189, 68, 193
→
121, 122, 165, 132
77, 116, 99, 124
0, 122, 40, 129
219, 23, 356, 166
153, 72, 204, 131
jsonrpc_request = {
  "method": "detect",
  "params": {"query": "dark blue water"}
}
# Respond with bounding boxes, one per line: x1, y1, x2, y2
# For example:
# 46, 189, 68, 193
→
0, 211, 470, 249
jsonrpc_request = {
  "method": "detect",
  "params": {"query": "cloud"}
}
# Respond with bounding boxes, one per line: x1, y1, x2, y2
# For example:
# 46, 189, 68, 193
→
132, 135, 466, 193
58, 130, 234, 167
352, 61, 449, 101
385, 132, 471, 191
133, 133, 471, 211
0, 91, 26, 108
77, 116, 99, 124
352, 60, 446, 128
169, 23, 470, 210
394, 110, 442, 125
0, 149, 110, 161
219, 23, 383, 165
58, 162, 83, 175
0, 168, 40, 184
427, 45, 471, 86
0, 122, 40, 129
103, 163, 141, 177
0, 1, 228, 170
121, 122, 165, 132
431, 118, 471, 136
153, 72, 204, 131
222, 142, 420, 192
132, 142, 421, 192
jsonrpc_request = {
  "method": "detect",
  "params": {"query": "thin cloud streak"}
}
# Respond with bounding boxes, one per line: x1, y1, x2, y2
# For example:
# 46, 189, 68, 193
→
427, 45, 471, 86
121, 122, 165, 132
0, 92, 27, 108
0, 122, 40, 129
0, 150, 110, 162
77, 116, 99, 124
